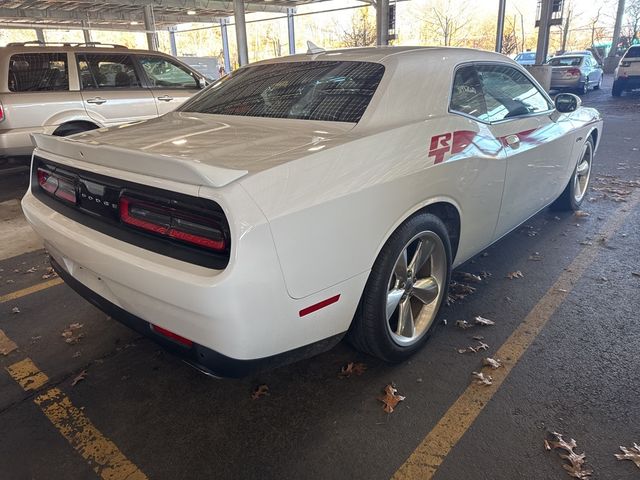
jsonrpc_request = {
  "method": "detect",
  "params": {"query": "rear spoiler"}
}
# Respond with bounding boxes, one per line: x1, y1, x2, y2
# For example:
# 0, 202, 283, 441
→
30, 133, 248, 188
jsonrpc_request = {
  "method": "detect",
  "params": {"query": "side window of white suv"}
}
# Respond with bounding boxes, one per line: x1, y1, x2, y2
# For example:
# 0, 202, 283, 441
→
78, 54, 142, 89
137, 56, 198, 89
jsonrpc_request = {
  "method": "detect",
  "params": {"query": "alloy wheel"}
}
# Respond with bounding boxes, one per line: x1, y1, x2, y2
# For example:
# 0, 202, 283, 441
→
574, 140, 593, 203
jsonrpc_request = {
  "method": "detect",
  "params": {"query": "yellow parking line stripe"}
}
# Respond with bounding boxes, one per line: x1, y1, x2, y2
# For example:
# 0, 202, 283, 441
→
393, 191, 640, 480
35, 388, 148, 480
0, 329, 18, 356
6, 358, 49, 391
0, 277, 63, 304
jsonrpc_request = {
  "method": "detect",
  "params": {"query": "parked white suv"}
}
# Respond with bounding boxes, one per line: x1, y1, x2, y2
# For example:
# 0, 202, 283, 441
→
0, 42, 207, 159
613, 45, 640, 96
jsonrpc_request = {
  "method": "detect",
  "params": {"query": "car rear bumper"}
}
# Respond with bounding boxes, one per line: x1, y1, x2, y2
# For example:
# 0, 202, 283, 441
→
550, 77, 583, 89
615, 75, 640, 89
0, 126, 46, 157
22, 181, 363, 373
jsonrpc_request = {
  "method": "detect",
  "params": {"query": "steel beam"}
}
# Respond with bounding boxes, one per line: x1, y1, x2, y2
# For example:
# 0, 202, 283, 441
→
376, 0, 389, 46
220, 18, 231, 73
535, 0, 552, 64
495, 0, 506, 53
169, 25, 177, 56
34, 27, 45, 43
82, 20, 92, 43
233, 0, 249, 66
143, 5, 159, 50
287, 7, 295, 55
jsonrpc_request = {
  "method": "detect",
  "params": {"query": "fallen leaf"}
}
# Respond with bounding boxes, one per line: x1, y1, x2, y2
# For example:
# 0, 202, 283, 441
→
42, 267, 57, 279
11, 307, 20, 314
483, 357, 502, 369
339, 362, 367, 378
455, 320, 472, 329
71, 370, 87, 386
378, 384, 405, 413
458, 341, 489, 354
25, 267, 37, 273
615, 443, 640, 469
575, 211, 590, 218
61, 323, 84, 344
72, 351, 81, 358
632, 272, 640, 278
544, 439, 552, 451
474, 316, 495, 326
6, 280, 14, 284
471, 371, 493, 386
579, 240, 593, 246
528, 253, 544, 261
0, 330, 18, 356
472, 335, 485, 341
454, 272, 482, 283
546, 432, 593, 479
507, 270, 524, 279
251, 384, 269, 400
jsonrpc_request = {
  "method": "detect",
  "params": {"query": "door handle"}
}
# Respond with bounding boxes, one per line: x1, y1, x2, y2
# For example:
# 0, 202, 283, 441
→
86, 97, 107, 105
504, 134, 520, 148
157, 95, 174, 102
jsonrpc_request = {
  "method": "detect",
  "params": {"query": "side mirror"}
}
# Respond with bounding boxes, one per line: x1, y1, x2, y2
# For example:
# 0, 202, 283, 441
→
198, 77, 207, 89
555, 93, 581, 113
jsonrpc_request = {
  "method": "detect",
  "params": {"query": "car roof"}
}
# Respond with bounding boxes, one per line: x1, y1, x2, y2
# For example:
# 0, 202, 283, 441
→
0, 45, 172, 56
249, 45, 514, 67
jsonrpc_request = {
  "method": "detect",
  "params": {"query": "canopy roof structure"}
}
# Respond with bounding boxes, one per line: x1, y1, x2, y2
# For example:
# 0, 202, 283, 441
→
0, 0, 344, 30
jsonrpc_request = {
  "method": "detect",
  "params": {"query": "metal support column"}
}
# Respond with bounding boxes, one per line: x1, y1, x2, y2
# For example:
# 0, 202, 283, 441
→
287, 8, 296, 55
233, 0, 249, 66
376, 0, 389, 46
143, 4, 159, 51
35, 28, 45, 43
82, 20, 91, 43
220, 18, 231, 73
495, 0, 506, 53
169, 26, 178, 57
535, 0, 553, 64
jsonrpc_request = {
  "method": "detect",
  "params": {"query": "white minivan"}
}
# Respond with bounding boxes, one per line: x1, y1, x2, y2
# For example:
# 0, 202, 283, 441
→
0, 42, 207, 159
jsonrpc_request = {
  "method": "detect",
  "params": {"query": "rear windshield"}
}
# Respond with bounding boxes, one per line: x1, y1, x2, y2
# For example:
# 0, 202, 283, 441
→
548, 56, 583, 67
516, 53, 535, 61
8, 53, 69, 92
178, 61, 385, 123
625, 46, 640, 58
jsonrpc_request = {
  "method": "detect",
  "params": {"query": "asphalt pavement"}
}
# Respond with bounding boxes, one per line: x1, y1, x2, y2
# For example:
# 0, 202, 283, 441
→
1, 75, 639, 480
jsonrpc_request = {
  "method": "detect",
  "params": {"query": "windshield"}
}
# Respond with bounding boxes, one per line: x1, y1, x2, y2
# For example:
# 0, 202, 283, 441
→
548, 56, 583, 67
516, 53, 535, 61
179, 61, 385, 123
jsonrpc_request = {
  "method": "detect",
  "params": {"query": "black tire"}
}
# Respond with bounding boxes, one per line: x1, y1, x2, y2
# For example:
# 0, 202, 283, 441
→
551, 137, 594, 211
348, 213, 451, 362
594, 76, 602, 90
577, 78, 589, 95
612, 80, 623, 97
53, 122, 99, 137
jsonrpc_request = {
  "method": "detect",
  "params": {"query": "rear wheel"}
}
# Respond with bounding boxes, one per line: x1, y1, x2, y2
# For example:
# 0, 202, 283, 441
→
612, 80, 623, 97
552, 137, 594, 211
348, 213, 451, 362
52, 121, 99, 137
594, 76, 602, 90
578, 78, 589, 95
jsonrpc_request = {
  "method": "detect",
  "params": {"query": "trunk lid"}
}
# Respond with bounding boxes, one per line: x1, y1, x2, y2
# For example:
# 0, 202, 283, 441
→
32, 112, 354, 188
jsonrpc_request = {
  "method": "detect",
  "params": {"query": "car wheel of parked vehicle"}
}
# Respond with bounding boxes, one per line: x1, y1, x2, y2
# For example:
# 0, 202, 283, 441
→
594, 76, 602, 90
348, 213, 451, 362
552, 137, 594, 211
578, 78, 589, 95
612, 80, 623, 97
52, 121, 99, 137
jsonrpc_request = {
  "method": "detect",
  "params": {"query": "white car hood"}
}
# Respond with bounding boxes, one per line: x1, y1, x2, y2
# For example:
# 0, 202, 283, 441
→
32, 112, 354, 188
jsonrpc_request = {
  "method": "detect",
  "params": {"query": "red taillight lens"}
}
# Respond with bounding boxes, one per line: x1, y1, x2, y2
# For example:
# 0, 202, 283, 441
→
567, 68, 581, 76
37, 167, 76, 204
119, 195, 226, 251
151, 324, 193, 347
0, 104, 4, 123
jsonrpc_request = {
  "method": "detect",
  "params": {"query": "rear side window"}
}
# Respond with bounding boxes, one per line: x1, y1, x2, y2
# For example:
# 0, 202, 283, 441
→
138, 56, 198, 89
179, 61, 385, 123
625, 47, 640, 58
476, 64, 552, 122
8, 53, 69, 92
450, 65, 487, 118
77, 54, 142, 89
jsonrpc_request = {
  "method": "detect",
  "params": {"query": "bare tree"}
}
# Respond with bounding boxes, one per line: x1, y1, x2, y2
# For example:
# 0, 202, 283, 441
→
420, 0, 470, 47
339, 9, 376, 47
625, 0, 640, 47
502, 15, 519, 55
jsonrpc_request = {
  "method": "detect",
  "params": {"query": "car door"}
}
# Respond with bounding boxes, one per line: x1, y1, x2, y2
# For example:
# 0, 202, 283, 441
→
135, 55, 202, 116
474, 63, 575, 239
77, 52, 157, 127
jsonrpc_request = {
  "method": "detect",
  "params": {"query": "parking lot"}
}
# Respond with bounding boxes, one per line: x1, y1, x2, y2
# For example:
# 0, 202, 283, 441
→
0, 74, 638, 479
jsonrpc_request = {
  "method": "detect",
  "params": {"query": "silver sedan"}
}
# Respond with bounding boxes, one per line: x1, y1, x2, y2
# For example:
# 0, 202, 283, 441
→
548, 54, 603, 95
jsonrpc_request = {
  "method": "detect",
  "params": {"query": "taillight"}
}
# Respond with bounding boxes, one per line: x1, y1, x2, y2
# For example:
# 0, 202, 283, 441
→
151, 324, 193, 347
0, 103, 4, 123
567, 68, 581, 76
119, 195, 226, 251
37, 167, 76, 204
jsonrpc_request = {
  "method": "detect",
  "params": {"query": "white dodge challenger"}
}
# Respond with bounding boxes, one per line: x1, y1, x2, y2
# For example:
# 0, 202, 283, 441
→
22, 46, 602, 377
